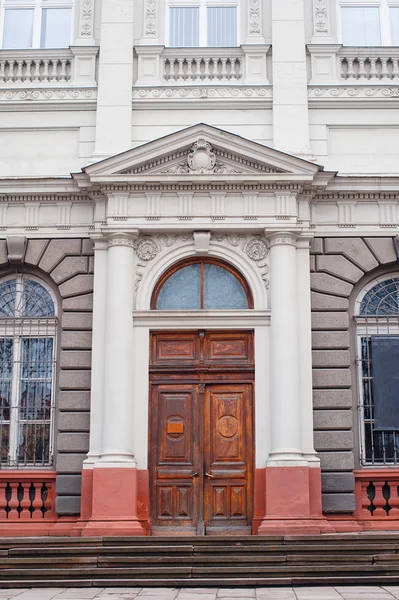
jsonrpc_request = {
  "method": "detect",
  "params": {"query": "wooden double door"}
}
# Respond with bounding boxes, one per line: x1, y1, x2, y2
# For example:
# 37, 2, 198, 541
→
149, 330, 254, 535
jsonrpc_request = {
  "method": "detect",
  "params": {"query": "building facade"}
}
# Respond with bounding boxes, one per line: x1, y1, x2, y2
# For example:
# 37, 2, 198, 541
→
1, 0, 399, 536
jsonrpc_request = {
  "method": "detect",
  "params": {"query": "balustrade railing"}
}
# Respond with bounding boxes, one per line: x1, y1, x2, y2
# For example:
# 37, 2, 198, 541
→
354, 470, 399, 521
134, 45, 270, 86
340, 50, 399, 80
0, 472, 56, 521
163, 54, 243, 82
0, 50, 72, 84
0, 48, 98, 87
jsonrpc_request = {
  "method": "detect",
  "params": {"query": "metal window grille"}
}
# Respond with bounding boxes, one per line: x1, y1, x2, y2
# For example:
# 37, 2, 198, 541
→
357, 276, 399, 466
0, 275, 57, 468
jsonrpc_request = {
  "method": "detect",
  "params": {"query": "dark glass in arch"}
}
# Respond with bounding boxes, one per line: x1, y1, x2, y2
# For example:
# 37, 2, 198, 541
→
360, 277, 399, 316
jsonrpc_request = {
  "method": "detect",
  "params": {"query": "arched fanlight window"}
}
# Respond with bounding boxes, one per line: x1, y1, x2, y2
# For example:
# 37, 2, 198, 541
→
152, 258, 253, 310
359, 276, 399, 316
0, 274, 57, 467
356, 275, 399, 465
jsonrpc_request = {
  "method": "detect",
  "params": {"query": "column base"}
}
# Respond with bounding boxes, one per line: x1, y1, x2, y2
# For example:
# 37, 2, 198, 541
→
256, 465, 334, 535
80, 466, 147, 537
81, 519, 146, 537
257, 517, 334, 535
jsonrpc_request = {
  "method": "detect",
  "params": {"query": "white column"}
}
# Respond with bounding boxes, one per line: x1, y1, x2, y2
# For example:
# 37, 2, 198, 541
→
100, 233, 137, 464
84, 237, 108, 466
297, 237, 320, 466
271, 0, 313, 158
92, 0, 134, 159
268, 232, 304, 465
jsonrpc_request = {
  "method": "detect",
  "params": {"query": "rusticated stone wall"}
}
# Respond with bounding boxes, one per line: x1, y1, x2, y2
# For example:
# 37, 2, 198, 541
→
0, 237, 94, 516
310, 236, 398, 513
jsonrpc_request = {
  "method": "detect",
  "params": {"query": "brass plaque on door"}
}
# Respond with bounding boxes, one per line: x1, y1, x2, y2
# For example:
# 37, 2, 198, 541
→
167, 421, 184, 434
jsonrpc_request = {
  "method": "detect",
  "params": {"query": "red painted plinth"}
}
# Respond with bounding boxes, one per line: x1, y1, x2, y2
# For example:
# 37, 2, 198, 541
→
256, 466, 334, 535
80, 467, 147, 536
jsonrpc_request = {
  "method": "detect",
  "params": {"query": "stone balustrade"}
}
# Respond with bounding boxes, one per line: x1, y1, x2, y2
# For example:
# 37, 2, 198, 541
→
0, 472, 56, 521
0, 47, 98, 87
354, 469, 399, 524
163, 52, 243, 82
135, 45, 270, 86
309, 45, 399, 84
339, 48, 399, 80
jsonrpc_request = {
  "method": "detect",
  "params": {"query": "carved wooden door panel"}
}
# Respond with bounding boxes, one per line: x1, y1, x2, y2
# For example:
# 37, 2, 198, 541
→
204, 384, 253, 533
149, 330, 254, 535
150, 383, 201, 534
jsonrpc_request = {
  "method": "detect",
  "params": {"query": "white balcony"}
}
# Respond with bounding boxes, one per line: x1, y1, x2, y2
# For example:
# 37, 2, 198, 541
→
0, 47, 98, 87
308, 45, 399, 84
134, 45, 270, 86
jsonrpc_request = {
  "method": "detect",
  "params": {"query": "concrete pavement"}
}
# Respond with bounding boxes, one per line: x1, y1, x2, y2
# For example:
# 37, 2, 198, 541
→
0, 587, 399, 600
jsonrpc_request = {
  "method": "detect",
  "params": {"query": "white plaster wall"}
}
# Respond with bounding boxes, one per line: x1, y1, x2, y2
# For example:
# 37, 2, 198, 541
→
309, 108, 399, 174
131, 109, 273, 147
0, 111, 96, 177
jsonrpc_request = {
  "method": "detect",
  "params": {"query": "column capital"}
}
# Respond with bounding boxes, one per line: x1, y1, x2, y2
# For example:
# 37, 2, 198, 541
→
106, 231, 139, 249
267, 232, 298, 248
90, 234, 108, 252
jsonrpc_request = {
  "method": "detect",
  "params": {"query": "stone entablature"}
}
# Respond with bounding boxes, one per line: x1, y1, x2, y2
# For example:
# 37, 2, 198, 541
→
1, 126, 399, 235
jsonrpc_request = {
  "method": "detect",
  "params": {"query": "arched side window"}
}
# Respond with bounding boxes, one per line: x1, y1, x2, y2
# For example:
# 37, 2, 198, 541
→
151, 258, 253, 310
356, 275, 399, 466
0, 274, 57, 467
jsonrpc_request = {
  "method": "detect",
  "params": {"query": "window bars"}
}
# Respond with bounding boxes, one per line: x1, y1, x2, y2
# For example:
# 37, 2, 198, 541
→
0, 275, 56, 468
357, 276, 399, 466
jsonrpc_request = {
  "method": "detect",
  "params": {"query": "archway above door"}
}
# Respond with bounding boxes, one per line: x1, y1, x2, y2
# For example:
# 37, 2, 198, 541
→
151, 257, 254, 310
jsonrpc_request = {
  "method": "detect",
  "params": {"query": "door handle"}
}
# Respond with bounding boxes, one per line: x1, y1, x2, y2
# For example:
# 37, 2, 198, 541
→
205, 472, 214, 479
190, 472, 199, 478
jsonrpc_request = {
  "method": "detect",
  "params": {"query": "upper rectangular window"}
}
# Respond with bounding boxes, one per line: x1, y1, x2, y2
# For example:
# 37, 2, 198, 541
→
0, 0, 73, 49
390, 6, 399, 44
167, 0, 239, 47
339, 1, 399, 45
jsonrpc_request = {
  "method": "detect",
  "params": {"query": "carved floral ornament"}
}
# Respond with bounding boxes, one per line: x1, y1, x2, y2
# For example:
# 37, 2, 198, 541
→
159, 139, 242, 175
133, 233, 270, 291
152, 138, 280, 176
248, 0, 261, 35
314, 0, 328, 34
144, 0, 157, 36
80, 0, 94, 37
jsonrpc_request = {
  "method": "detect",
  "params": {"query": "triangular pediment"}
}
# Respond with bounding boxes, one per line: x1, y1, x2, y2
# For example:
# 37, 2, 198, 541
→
82, 124, 325, 182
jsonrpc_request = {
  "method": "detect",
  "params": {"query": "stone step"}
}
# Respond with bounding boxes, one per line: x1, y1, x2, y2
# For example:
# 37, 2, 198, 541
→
5, 542, 398, 558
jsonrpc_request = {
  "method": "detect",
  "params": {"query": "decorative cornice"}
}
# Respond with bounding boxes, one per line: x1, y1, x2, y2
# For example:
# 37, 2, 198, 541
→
132, 86, 272, 100
0, 88, 97, 103
1, 194, 88, 203
315, 192, 399, 202
101, 183, 303, 193
309, 86, 399, 100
